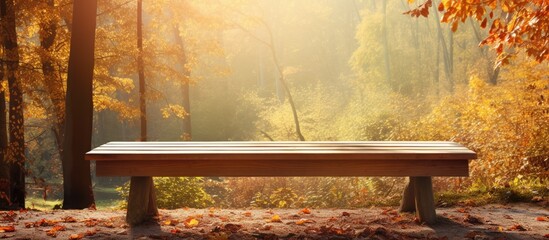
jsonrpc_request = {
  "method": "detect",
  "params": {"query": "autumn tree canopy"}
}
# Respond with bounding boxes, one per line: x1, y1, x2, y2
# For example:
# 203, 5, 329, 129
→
406, 0, 549, 66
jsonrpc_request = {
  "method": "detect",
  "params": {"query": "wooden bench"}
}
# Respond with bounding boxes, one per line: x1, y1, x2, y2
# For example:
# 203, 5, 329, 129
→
85, 141, 476, 225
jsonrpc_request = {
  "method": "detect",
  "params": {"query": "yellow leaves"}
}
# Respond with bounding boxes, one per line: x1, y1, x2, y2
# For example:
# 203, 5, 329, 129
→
184, 218, 199, 228
161, 104, 188, 119
267, 214, 282, 223
163, 219, 179, 226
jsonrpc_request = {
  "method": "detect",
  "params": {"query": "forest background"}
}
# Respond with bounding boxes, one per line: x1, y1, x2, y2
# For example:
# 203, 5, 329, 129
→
0, 0, 547, 210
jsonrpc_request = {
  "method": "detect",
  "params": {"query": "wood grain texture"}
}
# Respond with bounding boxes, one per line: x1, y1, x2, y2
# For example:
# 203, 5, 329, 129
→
86, 141, 477, 162
88, 141, 476, 177
413, 177, 437, 224
95, 159, 469, 177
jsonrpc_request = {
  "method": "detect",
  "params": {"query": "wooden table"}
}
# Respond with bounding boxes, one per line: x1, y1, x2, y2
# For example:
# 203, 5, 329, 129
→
86, 141, 477, 225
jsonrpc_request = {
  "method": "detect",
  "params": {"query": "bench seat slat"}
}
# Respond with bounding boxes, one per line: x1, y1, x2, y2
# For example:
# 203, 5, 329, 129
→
102, 141, 463, 147
87, 153, 475, 161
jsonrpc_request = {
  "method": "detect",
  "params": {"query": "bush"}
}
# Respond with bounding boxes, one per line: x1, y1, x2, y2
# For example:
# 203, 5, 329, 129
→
117, 177, 214, 209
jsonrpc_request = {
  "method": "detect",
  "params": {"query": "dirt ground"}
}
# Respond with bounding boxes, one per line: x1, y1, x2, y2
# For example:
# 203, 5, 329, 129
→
1, 203, 548, 239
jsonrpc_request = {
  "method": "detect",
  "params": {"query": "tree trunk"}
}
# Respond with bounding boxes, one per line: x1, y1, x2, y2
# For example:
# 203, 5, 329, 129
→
39, 0, 65, 155
133, 0, 157, 222
1, 0, 25, 209
469, 19, 500, 85
61, 0, 97, 209
0, 59, 9, 209
432, 2, 453, 93
137, 0, 146, 142
381, 0, 392, 89
172, 25, 191, 140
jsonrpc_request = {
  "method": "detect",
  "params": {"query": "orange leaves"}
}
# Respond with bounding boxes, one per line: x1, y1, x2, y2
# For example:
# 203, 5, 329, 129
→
296, 218, 315, 225
0, 226, 15, 233
68, 234, 84, 240
480, 18, 487, 28
45, 225, 66, 237
507, 224, 527, 231
403, 0, 432, 18
536, 216, 548, 221
299, 208, 311, 214
408, 0, 549, 64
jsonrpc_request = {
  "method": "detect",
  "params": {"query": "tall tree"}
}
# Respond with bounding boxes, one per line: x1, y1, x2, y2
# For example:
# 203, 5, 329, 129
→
0, 44, 9, 209
39, 0, 65, 153
137, 0, 146, 141
1, 0, 25, 209
61, 0, 97, 209
126, 0, 158, 225
173, 25, 192, 140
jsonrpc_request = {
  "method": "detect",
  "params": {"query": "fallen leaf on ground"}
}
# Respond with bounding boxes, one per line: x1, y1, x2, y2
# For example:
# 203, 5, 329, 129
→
163, 219, 179, 226
34, 219, 58, 227
0, 226, 15, 233
536, 216, 547, 221
83, 218, 98, 227
102, 220, 115, 228
243, 212, 252, 217
45, 225, 66, 237
463, 214, 483, 224
296, 218, 315, 225
299, 208, 311, 214
170, 227, 182, 234
342, 212, 351, 217
268, 215, 282, 223
85, 229, 97, 236
184, 218, 199, 228
63, 216, 77, 223
69, 234, 83, 240
507, 224, 527, 231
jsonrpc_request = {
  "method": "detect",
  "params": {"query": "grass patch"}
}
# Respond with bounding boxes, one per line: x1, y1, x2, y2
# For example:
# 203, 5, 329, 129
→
25, 186, 122, 210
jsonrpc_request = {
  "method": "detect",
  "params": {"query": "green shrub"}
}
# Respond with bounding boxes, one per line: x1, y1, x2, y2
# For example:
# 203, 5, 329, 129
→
117, 177, 214, 209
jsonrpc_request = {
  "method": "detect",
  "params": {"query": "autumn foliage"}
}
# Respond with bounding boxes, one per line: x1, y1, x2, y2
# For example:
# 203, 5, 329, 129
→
406, 0, 549, 65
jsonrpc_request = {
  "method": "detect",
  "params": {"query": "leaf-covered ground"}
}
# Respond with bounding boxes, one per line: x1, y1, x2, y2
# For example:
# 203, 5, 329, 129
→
0, 204, 548, 239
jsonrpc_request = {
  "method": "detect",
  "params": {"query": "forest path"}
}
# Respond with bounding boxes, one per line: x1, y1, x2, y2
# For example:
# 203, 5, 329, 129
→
0, 203, 547, 239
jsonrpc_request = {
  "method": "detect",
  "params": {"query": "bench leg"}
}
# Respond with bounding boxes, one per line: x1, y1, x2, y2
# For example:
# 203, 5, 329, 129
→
413, 176, 436, 224
126, 176, 158, 226
399, 177, 437, 224
399, 177, 416, 212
